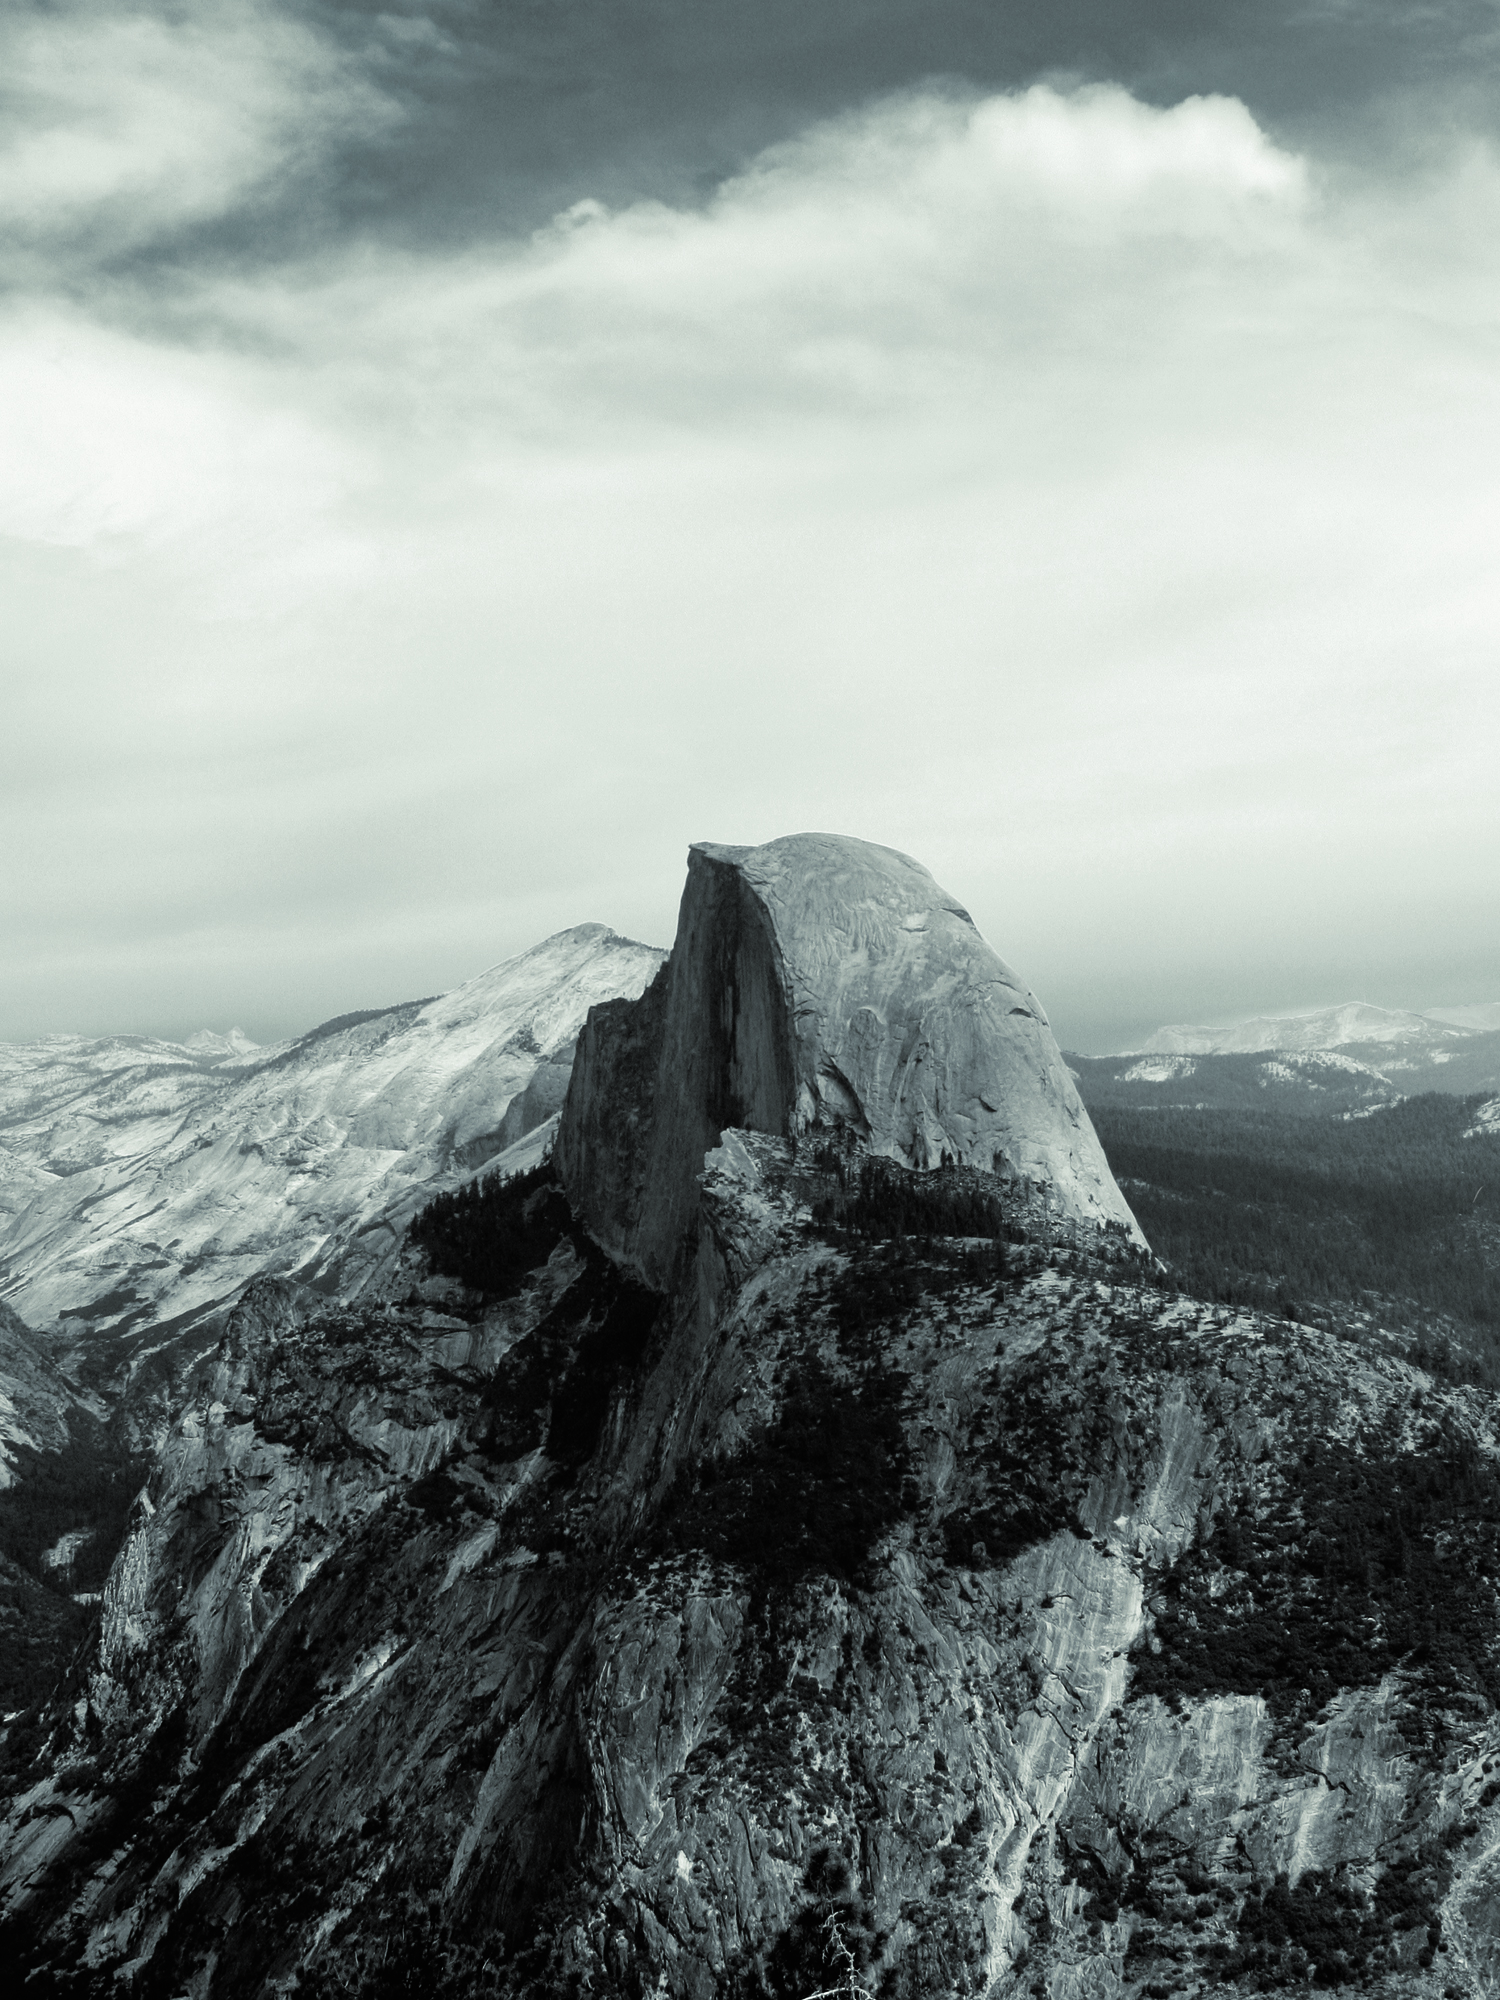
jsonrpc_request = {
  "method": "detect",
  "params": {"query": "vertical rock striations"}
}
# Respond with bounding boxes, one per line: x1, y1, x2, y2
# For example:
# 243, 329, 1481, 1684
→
556, 832, 1141, 1288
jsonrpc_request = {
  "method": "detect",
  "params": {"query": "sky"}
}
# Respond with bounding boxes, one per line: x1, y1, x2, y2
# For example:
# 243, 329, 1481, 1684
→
3, 1, 1499, 1056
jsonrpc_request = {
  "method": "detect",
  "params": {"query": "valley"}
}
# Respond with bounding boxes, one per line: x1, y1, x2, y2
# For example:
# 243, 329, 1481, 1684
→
1079, 1096, 1500, 1375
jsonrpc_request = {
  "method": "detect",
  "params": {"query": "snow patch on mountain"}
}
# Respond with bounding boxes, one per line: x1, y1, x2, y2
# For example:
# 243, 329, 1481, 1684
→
1258, 1051, 1392, 1091
181, 1028, 260, 1061
1120, 1057, 1197, 1084
0, 1146, 60, 1219
1284, 1049, 1388, 1075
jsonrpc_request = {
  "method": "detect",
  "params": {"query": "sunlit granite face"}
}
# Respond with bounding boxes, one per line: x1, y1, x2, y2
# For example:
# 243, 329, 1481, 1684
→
558, 831, 1141, 1288
0, 924, 666, 1351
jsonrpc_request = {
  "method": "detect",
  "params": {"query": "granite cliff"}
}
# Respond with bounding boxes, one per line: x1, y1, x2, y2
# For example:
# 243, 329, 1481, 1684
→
0, 1302, 137, 1717
557, 836, 1140, 1292
4, 838, 1500, 2000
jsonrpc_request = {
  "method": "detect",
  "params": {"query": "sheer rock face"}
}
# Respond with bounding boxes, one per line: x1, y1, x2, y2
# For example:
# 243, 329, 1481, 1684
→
557, 833, 1141, 1288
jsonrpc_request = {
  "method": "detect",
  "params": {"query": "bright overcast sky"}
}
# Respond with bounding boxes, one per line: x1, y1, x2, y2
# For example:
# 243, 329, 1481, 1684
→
4, 1, 1499, 1054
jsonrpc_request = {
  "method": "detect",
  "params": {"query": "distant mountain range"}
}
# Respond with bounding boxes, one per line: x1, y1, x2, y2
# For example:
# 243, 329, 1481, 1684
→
1069, 999, 1500, 1118
1137, 998, 1500, 1056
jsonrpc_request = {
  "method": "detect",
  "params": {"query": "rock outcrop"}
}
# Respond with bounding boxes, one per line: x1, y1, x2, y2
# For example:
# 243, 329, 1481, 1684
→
0, 1301, 141, 1717
557, 834, 1140, 1289
0, 1300, 80, 1482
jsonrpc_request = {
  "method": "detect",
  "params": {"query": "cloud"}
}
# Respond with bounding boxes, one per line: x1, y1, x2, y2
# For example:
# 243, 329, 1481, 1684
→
0, 0, 398, 263
0, 310, 352, 550
210, 84, 1308, 441
1, 31, 1497, 1043
0, 82, 1318, 558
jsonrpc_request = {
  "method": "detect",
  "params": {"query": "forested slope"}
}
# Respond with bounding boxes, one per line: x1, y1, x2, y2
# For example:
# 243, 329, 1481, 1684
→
1087, 1094, 1500, 1375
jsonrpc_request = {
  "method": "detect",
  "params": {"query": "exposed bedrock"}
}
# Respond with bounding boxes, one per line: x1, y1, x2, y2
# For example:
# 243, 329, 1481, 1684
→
556, 832, 1142, 1288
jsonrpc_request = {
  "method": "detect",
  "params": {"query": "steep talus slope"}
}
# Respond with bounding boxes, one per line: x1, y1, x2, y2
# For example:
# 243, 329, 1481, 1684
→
0, 926, 664, 1379
6, 838, 1500, 2000
559, 834, 1138, 1290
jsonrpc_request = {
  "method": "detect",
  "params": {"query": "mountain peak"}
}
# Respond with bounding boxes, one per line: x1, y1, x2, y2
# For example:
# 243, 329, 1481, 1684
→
557, 832, 1141, 1287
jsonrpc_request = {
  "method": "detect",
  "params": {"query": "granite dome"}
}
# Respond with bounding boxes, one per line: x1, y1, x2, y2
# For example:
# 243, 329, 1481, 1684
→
558, 832, 1141, 1287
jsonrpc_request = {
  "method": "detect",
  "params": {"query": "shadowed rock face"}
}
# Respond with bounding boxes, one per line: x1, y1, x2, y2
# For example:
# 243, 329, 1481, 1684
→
556, 833, 1141, 1287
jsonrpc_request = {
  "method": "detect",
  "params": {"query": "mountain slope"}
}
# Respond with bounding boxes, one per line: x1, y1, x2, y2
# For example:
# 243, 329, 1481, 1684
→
1070, 1036, 1500, 1117
0, 927, 665, 1387
0, 1300, 83, 1485
1429, 1005, 1500, 1034
1110, 1002, 1500, 1112
6, 1136, 1500, 1998
0, 1301, 141, 1713
1085, 1095, 1500, 1359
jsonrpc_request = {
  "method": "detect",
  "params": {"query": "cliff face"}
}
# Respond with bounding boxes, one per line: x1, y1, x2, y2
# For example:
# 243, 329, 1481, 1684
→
0, 1301, 81, 1481
557, 835, 1139, 1290
6, 841, 1500, 2000
0, 1301, 141, 1716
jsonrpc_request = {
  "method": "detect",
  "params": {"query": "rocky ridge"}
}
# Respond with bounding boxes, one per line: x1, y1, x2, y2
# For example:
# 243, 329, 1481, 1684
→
1113, 1008, 1500, 1111
1142, 1005, 1468, 1058
1069, 1045, 1500, 1120
0, 925, 664, 1393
